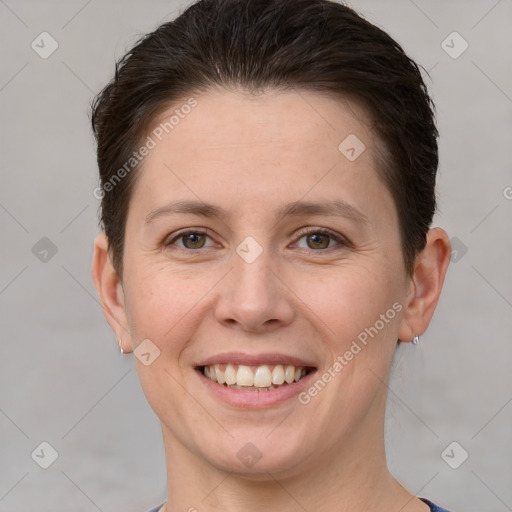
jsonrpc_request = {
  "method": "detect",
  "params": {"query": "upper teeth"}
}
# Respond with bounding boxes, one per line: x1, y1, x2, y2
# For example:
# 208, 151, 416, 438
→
203, 364, 308, 388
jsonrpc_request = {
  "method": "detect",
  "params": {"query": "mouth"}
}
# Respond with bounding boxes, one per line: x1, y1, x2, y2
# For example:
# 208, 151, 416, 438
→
196, 363, 315, 391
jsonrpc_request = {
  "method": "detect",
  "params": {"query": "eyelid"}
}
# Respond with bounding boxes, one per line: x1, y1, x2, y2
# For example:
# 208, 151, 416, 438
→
164, 228, 218, 249
164, 226, 350, 251
291, 226, 351, 249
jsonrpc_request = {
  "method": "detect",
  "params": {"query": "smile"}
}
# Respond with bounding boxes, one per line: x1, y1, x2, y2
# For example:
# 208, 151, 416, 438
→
200, 363, 313, 391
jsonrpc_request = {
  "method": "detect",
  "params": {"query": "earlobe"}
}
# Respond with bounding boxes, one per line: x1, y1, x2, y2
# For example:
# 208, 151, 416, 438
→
397, 228, 451, 343
91, 233, 131, 352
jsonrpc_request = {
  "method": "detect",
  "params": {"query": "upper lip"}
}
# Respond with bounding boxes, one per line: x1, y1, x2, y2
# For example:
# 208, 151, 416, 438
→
196, 352, 317, 368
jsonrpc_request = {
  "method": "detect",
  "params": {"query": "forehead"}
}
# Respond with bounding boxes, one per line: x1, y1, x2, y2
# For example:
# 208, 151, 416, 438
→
128, 89, 396, 230
150, 88, 374, 156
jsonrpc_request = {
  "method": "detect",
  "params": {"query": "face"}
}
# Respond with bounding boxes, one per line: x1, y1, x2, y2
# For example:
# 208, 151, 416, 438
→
108, 89, 415, 478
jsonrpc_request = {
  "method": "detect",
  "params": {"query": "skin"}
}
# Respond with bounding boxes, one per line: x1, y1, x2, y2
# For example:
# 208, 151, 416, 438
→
92, 89, 451, 512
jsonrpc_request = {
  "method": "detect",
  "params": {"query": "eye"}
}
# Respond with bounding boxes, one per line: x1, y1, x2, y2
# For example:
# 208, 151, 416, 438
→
164, 230, 217, 250
293, 228, 349, 251
163, 227, 349, 253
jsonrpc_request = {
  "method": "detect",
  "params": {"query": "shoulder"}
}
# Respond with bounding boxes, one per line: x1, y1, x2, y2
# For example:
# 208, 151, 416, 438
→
145, 506, 164, 512
420, 497, 455, 512
145, 501, 453, 512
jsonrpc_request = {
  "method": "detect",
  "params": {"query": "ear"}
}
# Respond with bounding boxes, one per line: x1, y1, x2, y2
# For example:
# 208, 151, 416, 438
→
397, 227, 451, 343
91, 233, 132, 353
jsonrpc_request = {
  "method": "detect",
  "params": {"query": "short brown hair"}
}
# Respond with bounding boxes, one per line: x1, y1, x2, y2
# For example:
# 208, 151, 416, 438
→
91, 0, 438, 279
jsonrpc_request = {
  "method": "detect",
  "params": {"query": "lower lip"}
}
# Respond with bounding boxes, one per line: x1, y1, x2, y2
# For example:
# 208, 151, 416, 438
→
196, 368, 317, 409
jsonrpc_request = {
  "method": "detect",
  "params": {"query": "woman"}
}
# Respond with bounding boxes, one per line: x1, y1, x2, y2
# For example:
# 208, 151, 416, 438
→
90, 1, 453, 511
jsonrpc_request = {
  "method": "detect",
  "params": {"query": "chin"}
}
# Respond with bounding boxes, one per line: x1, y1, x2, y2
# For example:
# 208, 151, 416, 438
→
199, 431, 315, 479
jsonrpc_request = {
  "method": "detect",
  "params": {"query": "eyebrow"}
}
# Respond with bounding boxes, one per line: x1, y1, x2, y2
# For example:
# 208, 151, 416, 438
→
144, 199, 368, 225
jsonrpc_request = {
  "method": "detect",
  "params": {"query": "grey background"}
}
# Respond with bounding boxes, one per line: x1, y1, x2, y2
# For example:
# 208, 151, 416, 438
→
0, 0, 511, 511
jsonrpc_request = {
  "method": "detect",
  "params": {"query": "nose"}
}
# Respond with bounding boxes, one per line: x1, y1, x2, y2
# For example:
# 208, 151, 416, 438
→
214, 247, 295, 333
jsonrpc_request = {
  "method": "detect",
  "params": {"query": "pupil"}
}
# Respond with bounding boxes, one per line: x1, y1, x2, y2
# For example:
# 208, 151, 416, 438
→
184, 233, 205, 248
181, 233, 330, 250
308, 233, 328, 249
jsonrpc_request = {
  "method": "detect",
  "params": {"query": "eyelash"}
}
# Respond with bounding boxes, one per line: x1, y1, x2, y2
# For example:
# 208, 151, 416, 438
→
164, 227, 350, 253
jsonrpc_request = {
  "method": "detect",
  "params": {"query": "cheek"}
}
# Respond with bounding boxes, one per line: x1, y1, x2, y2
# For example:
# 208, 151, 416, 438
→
123, 253, 403, 350
292, 262, 402, 355
122, 265, 204, 412
122, 259, 218, 353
